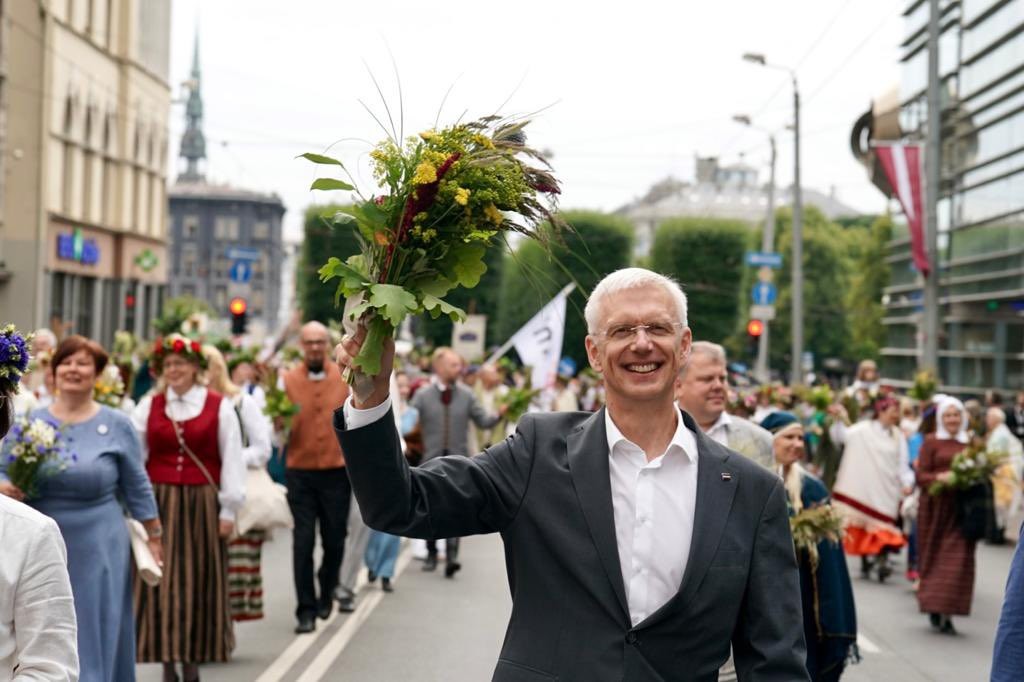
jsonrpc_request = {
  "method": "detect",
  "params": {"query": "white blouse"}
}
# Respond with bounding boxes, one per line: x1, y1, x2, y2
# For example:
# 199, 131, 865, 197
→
0, 494, 78, 681
131, 386, 246, 522
231, 392, 273, 469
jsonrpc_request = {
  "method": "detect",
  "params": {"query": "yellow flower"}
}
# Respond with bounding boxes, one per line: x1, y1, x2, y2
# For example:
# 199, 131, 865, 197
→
412, 161, 437, 185
374, 231, 390, 246
419, 129, 437, 141
454, 188, 470, 206
484, 203, 504, 225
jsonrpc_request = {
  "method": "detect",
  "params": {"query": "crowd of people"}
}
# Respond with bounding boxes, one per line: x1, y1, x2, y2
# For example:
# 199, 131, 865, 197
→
2, 266, 1024, 680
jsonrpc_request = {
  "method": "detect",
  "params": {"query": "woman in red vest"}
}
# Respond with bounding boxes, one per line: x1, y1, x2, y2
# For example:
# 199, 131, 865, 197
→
130, 334, 245, 682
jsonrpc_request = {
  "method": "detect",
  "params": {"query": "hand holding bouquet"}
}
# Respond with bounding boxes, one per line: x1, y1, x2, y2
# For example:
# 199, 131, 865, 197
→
3, 416, 74, 500
262, 367, 300, 434
497, 384, 540, 424
93, 364, 126, 407
305, 115, 565, 401
928, 443, 1007, 495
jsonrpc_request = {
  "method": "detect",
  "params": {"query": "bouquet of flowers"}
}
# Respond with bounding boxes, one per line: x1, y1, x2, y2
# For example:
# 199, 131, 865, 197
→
111, 331, 139, 369
0, 325, 32, 396
93, 364, 126, 407
928, 442, 1008, 495
498, 384, 540, 424
908, 369, 937, 402
305, 115, 565, 398
4, 416, 74, 499
262, 368, 300, 433
789, 503, 845, 567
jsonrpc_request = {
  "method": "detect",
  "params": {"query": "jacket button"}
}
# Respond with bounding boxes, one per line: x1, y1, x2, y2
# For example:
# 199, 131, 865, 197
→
625, 632, 638, 645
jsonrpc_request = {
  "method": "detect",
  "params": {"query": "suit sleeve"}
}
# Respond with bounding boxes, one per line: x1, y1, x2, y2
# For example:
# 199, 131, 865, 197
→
992, 527, 1024, 681
732, 478, 810, 682
334, 406, 535, 539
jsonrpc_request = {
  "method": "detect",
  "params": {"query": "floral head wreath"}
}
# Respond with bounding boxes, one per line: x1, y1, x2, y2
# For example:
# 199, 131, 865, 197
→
150, 333, 207, 372
0, 325, 32, 397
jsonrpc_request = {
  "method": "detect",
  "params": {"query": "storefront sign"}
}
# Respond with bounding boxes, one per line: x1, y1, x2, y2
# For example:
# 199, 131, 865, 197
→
57, 228, 100, 265
134, 249, 159, 272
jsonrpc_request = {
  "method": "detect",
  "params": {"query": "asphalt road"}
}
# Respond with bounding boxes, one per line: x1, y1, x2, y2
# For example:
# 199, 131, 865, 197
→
137, 529, 1016, 681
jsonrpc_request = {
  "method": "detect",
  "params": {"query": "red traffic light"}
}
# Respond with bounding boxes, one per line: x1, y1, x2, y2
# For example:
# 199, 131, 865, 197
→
229, 297, 248, 316
124, 294, 136, 309
747, 319, 765, 337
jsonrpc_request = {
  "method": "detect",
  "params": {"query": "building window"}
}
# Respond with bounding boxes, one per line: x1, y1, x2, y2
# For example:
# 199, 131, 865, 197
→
252, 221, 270, 240
215, 286, 227, 309
214, 257, 230, 279
181, 214, 200, 239
62, 142, 75, 216
181, 284, 196, 298
181, 244, 198, 278
214, 216, 240, 240
252, 289, 266, 311
76, 277, 96, 337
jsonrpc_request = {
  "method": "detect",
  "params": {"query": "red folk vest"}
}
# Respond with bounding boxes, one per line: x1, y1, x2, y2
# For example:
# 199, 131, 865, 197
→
146, 390, 223, 486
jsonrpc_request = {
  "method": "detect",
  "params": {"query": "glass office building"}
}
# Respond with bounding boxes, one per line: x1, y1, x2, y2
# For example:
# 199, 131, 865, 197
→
882, 0, 1024, 393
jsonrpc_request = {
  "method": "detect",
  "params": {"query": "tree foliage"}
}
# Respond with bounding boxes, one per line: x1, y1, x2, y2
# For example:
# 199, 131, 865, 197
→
845, 214, 892, 360
497, 211, 633, 368
298, 204, 362, 324
649, 217, 751, 347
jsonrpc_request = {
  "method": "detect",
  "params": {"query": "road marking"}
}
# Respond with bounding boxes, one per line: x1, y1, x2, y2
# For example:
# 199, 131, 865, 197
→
297, 546, 415, 682
255, 545, 409, 682
857, 633, 881, 654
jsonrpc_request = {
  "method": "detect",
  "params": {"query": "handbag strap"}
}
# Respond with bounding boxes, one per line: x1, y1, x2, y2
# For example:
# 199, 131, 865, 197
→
170, 419, 218, 489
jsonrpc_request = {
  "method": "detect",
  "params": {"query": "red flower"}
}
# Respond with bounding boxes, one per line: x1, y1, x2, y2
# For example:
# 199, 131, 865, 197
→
153, 338, 164, 354
374, 196, 387, 206
190, 341, 201, 354
172, 339, 186, 353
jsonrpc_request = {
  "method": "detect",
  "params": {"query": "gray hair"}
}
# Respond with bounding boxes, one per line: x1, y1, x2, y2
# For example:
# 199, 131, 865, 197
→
987, 407, 1007, 424
680, 341, 727, 378
33, 328, 57, 349
584, 268, 688, 334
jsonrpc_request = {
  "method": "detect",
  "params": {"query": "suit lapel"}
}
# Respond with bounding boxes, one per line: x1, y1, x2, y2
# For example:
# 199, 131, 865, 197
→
640, 411, 739, 628
566, 408, 630, 624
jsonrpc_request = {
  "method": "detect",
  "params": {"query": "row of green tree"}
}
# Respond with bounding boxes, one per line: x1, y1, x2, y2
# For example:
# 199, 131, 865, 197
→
297, 204, 891, 374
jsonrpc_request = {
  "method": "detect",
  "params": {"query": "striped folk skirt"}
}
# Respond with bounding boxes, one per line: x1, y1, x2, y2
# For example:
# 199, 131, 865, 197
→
134, 484, 234, 663
228, 530, 267, 621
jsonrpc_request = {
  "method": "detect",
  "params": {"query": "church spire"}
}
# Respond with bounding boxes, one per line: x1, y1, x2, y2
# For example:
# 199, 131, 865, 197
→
178, 30, 206, 183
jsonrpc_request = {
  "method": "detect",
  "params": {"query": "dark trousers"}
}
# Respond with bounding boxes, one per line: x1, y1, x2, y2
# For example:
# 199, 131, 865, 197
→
286, 467, 352, 618
426, 537, 460, 562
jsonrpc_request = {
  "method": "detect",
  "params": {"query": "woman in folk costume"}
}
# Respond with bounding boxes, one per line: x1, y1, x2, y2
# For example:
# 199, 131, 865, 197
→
762, 412, 858, 681
916, 396, 977, 635
830, 395, 915, 581
130, 335, 245, 682
203, 345, 273, 622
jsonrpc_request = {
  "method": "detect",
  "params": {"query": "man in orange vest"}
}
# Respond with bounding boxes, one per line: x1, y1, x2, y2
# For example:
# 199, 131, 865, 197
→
283, 321, 350, 634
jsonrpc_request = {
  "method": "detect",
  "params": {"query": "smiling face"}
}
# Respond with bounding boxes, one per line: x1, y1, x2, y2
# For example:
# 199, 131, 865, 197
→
54, 349, 99, 396
160, 354, 200, 395
584, 284, 691, 409
677, 353, 728, 427
773, 426, 805, 467
941, 405, 964, 436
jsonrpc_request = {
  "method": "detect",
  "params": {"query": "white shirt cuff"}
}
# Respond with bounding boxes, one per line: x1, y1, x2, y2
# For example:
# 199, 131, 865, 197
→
343, 395, 392, 430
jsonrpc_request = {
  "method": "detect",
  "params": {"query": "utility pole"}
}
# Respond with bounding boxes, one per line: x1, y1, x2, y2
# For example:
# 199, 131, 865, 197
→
755, 134, 777, 383
923, 0, 941, 373
791, 77, 804, 385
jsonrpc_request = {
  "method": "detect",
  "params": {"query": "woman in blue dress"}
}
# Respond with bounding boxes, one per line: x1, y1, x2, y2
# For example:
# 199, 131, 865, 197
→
1, 335, 162, 681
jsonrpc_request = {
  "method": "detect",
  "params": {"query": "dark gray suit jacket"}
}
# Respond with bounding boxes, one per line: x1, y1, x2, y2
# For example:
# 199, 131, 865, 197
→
334, 406, 808, 682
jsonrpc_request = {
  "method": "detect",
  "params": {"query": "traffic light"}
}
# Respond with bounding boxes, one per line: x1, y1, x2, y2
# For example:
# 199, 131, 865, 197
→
747, 319, 764, 337
229, 297, 248, 335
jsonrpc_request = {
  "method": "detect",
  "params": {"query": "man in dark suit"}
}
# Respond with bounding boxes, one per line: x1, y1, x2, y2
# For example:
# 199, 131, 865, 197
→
334, 268, 808, 681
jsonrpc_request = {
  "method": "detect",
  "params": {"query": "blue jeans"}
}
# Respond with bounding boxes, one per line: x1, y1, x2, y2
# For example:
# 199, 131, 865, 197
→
365, 531, 401, 579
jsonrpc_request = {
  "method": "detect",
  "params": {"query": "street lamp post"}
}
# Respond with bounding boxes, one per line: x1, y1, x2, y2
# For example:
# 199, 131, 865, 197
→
733, 115, 776, 383
743, 53, 803, 384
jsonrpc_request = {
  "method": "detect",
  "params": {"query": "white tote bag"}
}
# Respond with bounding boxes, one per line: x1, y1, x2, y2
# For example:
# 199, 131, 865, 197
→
126, 518, 162, 586
236, 467, 293, 536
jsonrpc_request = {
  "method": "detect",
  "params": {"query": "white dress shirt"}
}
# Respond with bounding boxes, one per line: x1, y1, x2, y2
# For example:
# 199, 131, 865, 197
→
343, 396, 700, 626
0, 494, 78, 681
704, 410, 733, 447
131, 385, 246, 522
605, 409, 699, 626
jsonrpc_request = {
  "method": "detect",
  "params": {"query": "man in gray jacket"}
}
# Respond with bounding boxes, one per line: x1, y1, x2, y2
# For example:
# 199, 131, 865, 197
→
410, 347, 505, 576
334, 268, 807, 681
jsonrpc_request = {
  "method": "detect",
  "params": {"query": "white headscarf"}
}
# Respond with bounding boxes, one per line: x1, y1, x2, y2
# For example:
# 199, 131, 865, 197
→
935, 396, 969, 444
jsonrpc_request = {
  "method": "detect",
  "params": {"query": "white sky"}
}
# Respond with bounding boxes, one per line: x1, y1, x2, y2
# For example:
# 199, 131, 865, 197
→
168, 0, 904, 243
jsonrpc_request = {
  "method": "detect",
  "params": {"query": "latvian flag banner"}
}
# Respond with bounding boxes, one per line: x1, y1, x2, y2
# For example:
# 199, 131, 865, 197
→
875, 143, 930, 277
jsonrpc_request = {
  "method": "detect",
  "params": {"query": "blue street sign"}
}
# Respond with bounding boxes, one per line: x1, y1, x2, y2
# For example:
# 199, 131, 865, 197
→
229, 260, 253, 284
745, 251, 784, 268
226, 247, 260, 261
751, 282, 777, 306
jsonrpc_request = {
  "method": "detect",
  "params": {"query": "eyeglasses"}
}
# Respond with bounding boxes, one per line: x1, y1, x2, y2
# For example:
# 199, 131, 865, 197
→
598, 321, 684, 342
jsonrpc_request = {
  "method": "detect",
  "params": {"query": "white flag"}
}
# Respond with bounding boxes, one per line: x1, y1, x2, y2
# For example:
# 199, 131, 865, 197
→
508, 284, 573, 390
